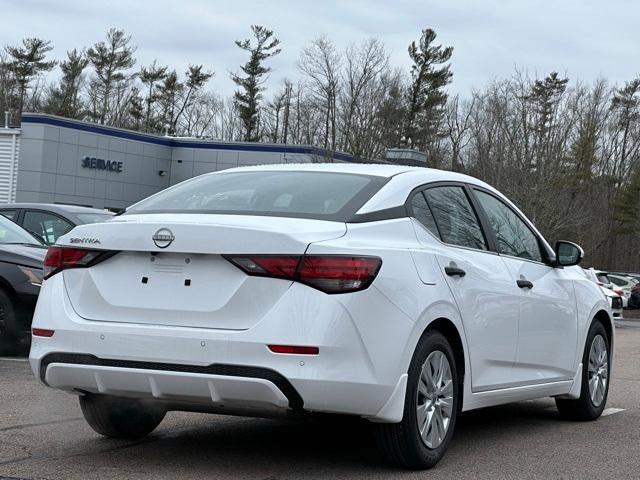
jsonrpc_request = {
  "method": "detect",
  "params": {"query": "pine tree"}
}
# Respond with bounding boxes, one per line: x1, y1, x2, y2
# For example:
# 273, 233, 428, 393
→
610, 79, 640, 181
531, 72, 569, 128
127, 87, 144, 131
139, 60, 168, 131
87, 28, 136, 124
45, 49, 88, 118
232, 25, 281, 141
403, 28, 453, 150
157, 70, 182, 134
170, 65, 213, 135
5, 37, 56, 117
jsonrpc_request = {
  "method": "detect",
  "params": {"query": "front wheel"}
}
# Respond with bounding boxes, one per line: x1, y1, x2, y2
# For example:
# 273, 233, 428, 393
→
556, 320, 610, 421
79, 394, 166, 439
375, 331, 460, 469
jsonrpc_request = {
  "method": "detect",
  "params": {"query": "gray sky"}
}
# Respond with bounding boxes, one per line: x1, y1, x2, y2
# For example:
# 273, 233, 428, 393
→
1, 0, 638, 97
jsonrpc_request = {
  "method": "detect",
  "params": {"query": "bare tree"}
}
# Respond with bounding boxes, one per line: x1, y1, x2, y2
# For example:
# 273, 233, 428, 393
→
86, 28, 136, 124
298, 36, 341, 150
340, 38, 388, 155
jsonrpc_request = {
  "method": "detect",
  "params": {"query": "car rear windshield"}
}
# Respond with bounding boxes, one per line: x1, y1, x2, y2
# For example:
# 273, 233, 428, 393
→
76, 213, 114, 224
126, 171, 386, 221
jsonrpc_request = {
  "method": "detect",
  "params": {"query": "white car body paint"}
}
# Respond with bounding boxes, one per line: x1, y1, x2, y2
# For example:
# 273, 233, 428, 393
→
30, 164, 613, 422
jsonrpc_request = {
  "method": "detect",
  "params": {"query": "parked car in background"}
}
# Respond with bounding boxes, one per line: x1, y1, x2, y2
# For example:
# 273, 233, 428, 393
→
628, 281, 640, 309
583, 269, 624, 319
592, 270, 628, 307
607, 274, 638, 306
0, 204, 114, 246
31, 165, 613, 469
609, 271, 640, 282
0, 215, 46, 354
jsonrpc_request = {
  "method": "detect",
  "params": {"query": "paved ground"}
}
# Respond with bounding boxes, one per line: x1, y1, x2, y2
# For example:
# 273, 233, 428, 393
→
1, 323, 639, 480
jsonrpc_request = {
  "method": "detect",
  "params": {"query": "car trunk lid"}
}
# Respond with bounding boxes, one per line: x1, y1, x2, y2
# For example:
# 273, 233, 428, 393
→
58, 214, 346, 330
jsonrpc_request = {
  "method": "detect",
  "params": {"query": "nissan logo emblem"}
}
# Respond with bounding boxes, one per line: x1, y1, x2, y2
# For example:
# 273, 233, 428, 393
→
152, 228, 175, 248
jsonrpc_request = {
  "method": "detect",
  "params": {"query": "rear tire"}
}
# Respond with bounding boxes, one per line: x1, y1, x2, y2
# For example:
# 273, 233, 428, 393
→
79, 394, 166, 439
556, 320, 610, 421
375, 331, 460, 469
0, 289, 18, 356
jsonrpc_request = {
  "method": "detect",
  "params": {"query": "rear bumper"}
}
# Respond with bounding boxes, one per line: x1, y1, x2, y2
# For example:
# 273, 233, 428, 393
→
30, 275, 414, 421
39, 353, 301, 411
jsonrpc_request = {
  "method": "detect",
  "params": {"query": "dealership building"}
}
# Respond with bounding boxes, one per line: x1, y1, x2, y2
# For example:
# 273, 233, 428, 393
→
0, 113, 423, 211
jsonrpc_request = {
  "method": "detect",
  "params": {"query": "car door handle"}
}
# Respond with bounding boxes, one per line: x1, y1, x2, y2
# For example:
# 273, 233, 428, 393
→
517, 279, 534, 289
445, 266, 466, 277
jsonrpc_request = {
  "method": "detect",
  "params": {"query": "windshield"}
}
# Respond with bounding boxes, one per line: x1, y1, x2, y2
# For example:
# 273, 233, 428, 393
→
0, 215, 43, 245
127, 171, 385, 221
76, 213, 114, 224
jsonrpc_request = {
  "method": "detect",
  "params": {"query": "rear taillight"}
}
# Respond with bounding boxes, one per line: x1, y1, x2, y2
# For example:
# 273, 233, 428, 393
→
228, 256, 300, 279
297, 256, 382, 293
225, 255, 382, 294
43, 247, 112, 279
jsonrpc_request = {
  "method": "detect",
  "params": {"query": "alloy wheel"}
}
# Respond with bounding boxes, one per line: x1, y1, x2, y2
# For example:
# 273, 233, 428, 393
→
587, 334, 608, 407
416, 350, 454, 449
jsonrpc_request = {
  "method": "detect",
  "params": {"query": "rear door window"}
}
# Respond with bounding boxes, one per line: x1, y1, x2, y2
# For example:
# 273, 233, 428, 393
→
0, 210, 17, 221
609, 276, 627, 287
422, 186, 487, 250
410, 191, 440, 238
23, 210, 74, 245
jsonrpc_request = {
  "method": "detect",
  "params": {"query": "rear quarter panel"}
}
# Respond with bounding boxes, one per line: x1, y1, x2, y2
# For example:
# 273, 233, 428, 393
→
305, 218, 469, 390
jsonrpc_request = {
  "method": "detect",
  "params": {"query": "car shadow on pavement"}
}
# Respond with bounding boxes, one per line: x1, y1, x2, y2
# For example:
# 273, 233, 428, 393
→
74, 399, 562, 476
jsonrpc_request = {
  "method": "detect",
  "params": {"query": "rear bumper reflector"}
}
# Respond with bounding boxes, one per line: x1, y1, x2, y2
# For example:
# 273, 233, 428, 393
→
268, 345, 319, 355
32, 328, 55, 337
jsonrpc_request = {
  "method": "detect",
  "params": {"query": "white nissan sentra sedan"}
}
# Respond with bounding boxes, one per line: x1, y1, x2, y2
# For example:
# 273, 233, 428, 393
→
30, 164, 612, 469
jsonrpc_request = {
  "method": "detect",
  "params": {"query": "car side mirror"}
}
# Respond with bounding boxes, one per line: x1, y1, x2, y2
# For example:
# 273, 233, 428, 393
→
554, 241, 584, 267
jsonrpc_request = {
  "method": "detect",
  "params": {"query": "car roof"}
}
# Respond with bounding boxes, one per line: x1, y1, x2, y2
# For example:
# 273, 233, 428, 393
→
0, 203, 112, 215
219, 163, 480, 182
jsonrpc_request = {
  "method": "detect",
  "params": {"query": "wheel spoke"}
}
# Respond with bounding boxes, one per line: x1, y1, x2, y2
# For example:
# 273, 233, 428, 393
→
435, 406, 445, 444
417, 403, 429, 432
589, 375, 598, 403
588, 347, 598, 371
429, 355, 440, 389
439, 379, 453, 397
423, 409, 435, 443
418, 376, 429, 398
436, 354, 445, 386
439, 396, 453, 416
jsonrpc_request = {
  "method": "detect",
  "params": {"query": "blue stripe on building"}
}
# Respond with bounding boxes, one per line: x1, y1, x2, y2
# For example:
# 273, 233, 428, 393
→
21, 114, 356, 162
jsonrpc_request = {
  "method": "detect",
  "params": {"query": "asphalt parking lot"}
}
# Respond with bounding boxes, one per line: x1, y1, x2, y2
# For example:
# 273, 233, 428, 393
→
1, 322, 639, 480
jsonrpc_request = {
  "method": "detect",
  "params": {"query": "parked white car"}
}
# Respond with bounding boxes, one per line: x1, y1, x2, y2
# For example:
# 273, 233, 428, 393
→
29, 165, 613, 469
594, 270, 629, 307
607, 273, 638, 305
582, 269, 623, 319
